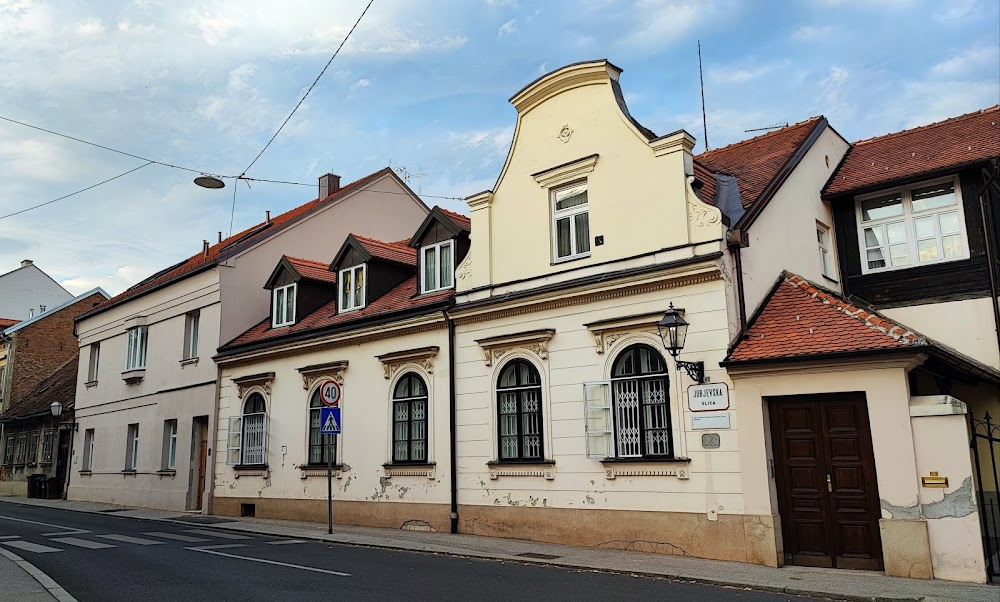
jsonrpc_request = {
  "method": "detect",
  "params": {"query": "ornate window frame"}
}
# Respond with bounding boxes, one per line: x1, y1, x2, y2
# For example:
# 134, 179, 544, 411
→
486, 351, 555, 479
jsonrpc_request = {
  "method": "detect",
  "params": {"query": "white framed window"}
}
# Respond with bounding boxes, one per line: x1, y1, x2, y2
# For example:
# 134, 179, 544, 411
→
817, 222, 833, 279
125, 423, 139, 470
162, 419, 178, 470
183, 310, 200, 359
3, 435, 12, 465
272, 284, 296, 327
41, 430, 53, 464
14, 433, 25, 465
27, 432, 38, 465
421, 240, 455, 293
87, 342, 100, 382
228, 393, 267, 466
338, 264, 366, 312
125, 326, 148, 371
552, 182, 591, 262
82, 429, 95, 470
856, 176, 969, 274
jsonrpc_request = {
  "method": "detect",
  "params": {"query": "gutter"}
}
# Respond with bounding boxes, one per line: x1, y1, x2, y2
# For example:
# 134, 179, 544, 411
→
977, 158, 1000, 373
445, 311, 459, 534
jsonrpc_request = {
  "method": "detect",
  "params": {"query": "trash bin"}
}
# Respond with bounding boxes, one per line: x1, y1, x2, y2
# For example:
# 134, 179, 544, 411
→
26, 474, 45, 498
36, 477, 48, 500
45, 478, 62, 499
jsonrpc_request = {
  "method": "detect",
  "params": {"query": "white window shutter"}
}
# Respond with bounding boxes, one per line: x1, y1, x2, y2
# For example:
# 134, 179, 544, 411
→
261, 415, 268, 461
583, 381, 613, 459
227, 416, 242, 465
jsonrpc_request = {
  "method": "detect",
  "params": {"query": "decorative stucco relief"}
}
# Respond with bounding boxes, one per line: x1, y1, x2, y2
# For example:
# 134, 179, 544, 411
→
689, 202, 722, 229
297, 361, 348, 390
376, 346, 439, 380
232, 372, 275, 398
557, 124, 573, 143
456, 250, 473, 282
475, 329, 555, 367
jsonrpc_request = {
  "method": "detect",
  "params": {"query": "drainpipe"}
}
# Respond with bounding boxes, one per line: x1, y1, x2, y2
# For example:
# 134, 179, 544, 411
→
445, 311, 459, 534
726, 229, 749, 338
978, 159, 1000, 365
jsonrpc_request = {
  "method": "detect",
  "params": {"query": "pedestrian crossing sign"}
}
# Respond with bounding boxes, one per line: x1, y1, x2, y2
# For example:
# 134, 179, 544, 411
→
320, 407, 341, 434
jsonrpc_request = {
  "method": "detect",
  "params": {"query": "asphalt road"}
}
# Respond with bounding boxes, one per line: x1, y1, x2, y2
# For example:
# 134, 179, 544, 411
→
0, 504, 822, 602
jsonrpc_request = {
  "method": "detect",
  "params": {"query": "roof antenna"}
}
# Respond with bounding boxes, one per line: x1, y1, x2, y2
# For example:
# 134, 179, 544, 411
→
698, 40, 709, 151
744, 122, 789, 133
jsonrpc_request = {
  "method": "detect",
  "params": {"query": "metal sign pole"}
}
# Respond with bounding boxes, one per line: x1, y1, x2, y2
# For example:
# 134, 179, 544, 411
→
327, 433, 333, 534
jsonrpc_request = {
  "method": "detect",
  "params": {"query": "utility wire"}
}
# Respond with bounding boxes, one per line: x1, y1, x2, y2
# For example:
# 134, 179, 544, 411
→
0, 162, 154, 221
239, 176, 464, 200
0, 115, 211, 176
240, 0, 375, 176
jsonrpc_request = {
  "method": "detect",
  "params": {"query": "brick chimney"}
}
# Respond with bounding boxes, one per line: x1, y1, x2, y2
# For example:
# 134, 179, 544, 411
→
319, 173, 341, 199
20, 259, 32, 268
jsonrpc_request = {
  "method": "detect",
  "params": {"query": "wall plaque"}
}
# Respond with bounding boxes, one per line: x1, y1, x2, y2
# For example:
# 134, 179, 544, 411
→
692, 413, 731, 430
701, 433, 721, 449
688, 383, 730, 412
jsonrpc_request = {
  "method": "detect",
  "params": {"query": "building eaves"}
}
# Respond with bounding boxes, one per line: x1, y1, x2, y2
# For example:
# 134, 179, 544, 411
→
5, 288, 110, 335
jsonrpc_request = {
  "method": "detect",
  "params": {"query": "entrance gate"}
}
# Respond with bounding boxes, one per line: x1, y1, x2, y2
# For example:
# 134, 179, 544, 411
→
970, 411, 1000, 584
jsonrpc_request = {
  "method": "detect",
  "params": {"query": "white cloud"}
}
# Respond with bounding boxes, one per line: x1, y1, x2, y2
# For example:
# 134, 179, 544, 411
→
791, 24, 834, 41
708, 62, 777, 84
620, 0, 711, 51
819, 66, 850, 117
485, 0, 518, 6
75, 18, 104, 35
497, 18, 518, 37
930, 46, 999, 78
191, 10, 240, 45
350, 78, 371, 91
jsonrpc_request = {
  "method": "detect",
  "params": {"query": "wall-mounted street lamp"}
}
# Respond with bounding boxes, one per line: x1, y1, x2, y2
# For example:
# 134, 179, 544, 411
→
50, 401, 78, 431
657, 303, 706, 384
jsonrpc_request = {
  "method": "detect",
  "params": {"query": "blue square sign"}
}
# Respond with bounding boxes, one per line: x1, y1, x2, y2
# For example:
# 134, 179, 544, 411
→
320, 407, 341, 434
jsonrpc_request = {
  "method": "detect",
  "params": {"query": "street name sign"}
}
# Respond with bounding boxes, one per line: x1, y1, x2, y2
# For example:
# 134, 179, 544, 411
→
687, 383, 730, 412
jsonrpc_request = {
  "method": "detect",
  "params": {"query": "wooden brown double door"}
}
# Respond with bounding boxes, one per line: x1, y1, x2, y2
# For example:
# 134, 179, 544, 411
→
770, 394, 883, 571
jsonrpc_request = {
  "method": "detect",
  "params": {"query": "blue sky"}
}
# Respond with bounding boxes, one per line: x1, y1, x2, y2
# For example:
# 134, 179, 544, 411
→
1, 0, 997, 295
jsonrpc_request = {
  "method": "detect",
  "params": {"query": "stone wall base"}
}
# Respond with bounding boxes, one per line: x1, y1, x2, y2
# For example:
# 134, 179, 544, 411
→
880, 518, 933, 579
0, 482, 26, 496
212, 497, 452, 533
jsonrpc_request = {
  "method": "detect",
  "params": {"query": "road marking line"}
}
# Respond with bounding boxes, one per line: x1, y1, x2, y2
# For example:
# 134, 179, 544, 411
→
50, 537, 115, 550
0, 535, 21, 540
183, 529, 251, 540
0, 547, 79, 602
186, 547, 351, 576
142, 532, 210, 542
42, 531, 92, 537
0, 540, 63, 553
0, 514, 87, 534
96, 534, 164, 546
264, 539, 307, 545
193, 544, 248, 550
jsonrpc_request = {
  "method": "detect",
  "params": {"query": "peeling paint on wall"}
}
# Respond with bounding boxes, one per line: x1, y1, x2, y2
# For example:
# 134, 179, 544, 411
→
923, 477, 976, 519
880, 497, 922, 520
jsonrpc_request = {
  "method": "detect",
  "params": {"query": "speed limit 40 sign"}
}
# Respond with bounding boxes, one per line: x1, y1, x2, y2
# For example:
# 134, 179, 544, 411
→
319, 380, 341, 407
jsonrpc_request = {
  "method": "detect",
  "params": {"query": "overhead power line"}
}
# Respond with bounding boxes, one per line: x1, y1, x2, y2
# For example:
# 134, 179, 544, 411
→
0, 162, 154, 221
240, 0, 375, 176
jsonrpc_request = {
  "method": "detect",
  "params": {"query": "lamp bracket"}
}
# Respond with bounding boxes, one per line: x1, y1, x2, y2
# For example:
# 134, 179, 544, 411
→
675, 360, 705, 384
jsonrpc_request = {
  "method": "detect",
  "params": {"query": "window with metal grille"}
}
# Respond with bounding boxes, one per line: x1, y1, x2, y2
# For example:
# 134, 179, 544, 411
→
496, 359, 544, 461
307, 388, 337, 465
41, 431, 53, 464
240, 393, 267, 466
27, 432, 38, 465
610, 344, 672, 458
392, 373, 428, 463
4, 434, 14, 465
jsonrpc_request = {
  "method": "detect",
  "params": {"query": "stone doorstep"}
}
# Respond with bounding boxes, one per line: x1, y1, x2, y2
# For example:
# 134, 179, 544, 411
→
0, 496, 991, 602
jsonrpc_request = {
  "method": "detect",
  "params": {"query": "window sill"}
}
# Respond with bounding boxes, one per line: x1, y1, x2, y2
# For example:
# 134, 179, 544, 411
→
383, 462, 435, 479
121, 469, 138, 477
84, 380, 98, 389
551, 252, 591, 266
487, 460, 555, 480
78, 470, 92, 477
271, 322, 294, 329
233, 464, 269, 478
179, 357, 199, 367
821, 274, 839, 285
121, 369, 145, 385
298, 464, 343, 479
600, 457, 691, 480
156, 469, 176, 479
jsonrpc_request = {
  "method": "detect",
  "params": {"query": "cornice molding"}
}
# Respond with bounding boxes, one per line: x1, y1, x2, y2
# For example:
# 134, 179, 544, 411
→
376, 346, 439, 380
475, 328, 555, 367
297, 360, 348, 390
650, 131, 696, 157
232, 372, 275, 398
532, 154, 599, 189
584, 311, 665, 354
466, 191, 494, 209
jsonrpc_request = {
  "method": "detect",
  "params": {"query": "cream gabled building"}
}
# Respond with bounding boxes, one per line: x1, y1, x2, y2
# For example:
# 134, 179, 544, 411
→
70, 169, 429, 512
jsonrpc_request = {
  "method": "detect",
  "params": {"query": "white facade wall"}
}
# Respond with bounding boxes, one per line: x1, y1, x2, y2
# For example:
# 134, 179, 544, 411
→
0, 263, 72, 320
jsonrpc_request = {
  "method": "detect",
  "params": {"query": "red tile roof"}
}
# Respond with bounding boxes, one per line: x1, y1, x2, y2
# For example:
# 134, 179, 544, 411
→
825, 105, 1000, 196
353, 235, 417, 266
1, 354, 79, 421
221, 276, 452, 350
0, 318, 20, 330
725, 272, 925, 364
697, 117, 824, 208
438, 207, 471, 231
285, 256, 337, 285
77, 168, 396, 322
693, 159, 717, 204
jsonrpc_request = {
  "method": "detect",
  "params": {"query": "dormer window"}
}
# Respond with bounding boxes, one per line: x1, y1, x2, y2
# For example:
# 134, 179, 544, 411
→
272, 283, 296, 327
552, 182, 590, 262
421, 240, 454, 293
339, 264, 366, 311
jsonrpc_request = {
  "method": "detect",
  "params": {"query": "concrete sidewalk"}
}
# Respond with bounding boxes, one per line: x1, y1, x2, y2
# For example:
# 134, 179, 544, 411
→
1, 495, 996, 602
0, 548, 61, 601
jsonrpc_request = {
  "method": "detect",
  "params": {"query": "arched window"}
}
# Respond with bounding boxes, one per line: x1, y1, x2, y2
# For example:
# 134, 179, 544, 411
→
611, 344, 672, 458
496, 359, 544, 461
308, 389, 337, 465
241, 393, 267, 465
392, 373, 428, 463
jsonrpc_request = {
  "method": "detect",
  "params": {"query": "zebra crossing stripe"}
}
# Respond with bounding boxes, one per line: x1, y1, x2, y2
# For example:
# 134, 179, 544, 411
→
183, 529, 250, 540
142, 532, 209, 542
0, 540, 62, 553
50, 537, 115, 550
97, 534, 164, 545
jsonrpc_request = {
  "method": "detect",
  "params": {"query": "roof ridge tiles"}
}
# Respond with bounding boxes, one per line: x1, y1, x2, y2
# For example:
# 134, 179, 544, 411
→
852, 104, 1000, 147
285, 256, 329, 268
696, 116, 823, 158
